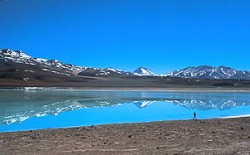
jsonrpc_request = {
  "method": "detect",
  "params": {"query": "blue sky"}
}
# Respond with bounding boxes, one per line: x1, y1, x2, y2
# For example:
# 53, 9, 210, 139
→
0, 0, 250, 74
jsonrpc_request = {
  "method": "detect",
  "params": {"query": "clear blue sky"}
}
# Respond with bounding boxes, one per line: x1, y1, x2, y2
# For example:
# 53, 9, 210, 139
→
1, 0, 250, 74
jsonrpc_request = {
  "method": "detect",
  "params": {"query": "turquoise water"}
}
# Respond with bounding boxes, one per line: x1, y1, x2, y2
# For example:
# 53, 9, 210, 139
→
0, 89, 250, 132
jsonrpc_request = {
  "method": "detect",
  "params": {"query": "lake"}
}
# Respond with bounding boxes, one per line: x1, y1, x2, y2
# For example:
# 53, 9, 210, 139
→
0, 89, 250, 132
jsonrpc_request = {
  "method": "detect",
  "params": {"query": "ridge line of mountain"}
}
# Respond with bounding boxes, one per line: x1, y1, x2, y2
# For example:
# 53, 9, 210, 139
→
0, 48, 250, 80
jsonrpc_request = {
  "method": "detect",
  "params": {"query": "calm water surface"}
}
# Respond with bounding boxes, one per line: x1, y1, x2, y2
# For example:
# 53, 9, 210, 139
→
0, 89, 250, 132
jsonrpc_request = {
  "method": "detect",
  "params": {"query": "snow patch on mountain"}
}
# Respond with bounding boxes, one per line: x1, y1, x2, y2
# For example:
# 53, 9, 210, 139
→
0, 49, 31, 59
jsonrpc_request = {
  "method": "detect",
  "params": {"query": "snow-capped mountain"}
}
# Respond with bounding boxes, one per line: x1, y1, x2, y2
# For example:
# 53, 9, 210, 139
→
133, 67, 156, 76
0, 49, 135, 80
78, 67, 132, 77
167, 65, 250, 80
0, 49, 84, 76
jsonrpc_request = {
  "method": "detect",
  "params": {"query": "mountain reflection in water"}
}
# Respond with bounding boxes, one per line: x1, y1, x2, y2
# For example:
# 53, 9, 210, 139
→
0, 89, 250, 126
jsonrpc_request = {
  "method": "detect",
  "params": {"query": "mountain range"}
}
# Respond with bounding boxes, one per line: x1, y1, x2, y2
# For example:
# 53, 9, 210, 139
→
0, 49, 250, 87
168, 65, 250, 80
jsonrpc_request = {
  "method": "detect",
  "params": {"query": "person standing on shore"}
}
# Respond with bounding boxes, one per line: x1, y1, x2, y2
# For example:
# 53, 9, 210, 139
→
193, 112, 197, 120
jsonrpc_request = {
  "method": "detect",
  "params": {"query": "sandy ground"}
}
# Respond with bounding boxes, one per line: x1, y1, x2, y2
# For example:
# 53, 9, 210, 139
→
0, 117, 250, 155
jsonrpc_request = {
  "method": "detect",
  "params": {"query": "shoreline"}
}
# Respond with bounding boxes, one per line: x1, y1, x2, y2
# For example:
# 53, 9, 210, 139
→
1, 115, 250, 133
1, 86, 250, 92
0, 117, 249, 154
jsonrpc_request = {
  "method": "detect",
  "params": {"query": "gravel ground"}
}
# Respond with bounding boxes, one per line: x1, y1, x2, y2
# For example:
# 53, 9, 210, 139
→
0, 117, 250, 155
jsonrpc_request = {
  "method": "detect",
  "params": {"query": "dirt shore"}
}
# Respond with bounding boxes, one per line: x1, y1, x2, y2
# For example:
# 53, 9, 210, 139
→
0, 117, 250, 155
2, 86, 250, 93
